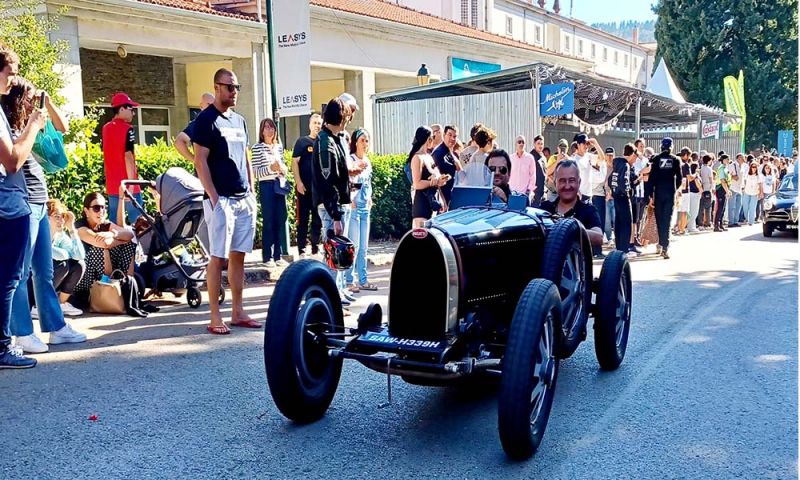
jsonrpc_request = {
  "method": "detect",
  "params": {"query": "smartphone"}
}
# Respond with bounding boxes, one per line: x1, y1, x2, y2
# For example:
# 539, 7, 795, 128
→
38, 92, 45, 109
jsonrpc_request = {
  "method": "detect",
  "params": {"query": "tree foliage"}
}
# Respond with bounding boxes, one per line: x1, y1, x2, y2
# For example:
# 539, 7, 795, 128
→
592, 19, 656, 43
0, 0, 69, 105
654, 0, 798, 150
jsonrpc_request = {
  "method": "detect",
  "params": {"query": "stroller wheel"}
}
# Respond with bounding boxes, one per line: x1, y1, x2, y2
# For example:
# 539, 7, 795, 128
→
219, 286, 226, 305
187, 287, 202, 309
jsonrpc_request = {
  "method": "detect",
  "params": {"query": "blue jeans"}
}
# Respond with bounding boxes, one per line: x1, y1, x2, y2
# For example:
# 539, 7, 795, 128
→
0, 215, 30, 350
259, 180, 288, 262
345, 206, 370, 285
605, 198, 615, 241
318, 204, 351, 293
11, 204, 66, 336
108, 193, 143, 225
742, 194, 758, 225
727, 191, 742, 225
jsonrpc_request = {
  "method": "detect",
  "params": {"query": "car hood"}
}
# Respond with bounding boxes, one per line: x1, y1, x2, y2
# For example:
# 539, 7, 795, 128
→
772, 190, 799, 208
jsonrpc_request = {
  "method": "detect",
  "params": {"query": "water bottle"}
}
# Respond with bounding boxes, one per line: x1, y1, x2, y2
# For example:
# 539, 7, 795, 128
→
100, 274, 111, 284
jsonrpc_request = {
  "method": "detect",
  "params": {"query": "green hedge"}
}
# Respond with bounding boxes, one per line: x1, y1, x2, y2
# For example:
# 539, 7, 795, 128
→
49, 139, 412, 246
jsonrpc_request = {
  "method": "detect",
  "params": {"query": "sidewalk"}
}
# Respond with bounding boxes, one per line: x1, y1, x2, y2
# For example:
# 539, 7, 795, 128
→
230, 240, 398, 285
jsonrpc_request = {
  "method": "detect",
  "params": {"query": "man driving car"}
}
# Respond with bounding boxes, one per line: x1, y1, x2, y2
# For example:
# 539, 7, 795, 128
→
538, 159, 604, 246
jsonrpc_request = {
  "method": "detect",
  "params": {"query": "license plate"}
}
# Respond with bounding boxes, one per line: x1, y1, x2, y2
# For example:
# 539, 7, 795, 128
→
359, 331, 445, 351
787, 224, 798, 230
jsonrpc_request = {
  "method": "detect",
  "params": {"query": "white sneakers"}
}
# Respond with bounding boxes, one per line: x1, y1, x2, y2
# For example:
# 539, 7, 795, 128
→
15, 334, 49, 353
60, 302, 83, 316
30, 306, 39, 319
49, 324, 87, 345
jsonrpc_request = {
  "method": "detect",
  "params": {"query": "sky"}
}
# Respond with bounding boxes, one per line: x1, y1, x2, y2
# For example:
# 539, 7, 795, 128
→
564, 0, 658, 24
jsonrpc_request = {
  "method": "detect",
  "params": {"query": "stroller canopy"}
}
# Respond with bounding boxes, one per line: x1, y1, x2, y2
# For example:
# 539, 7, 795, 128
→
157, 167, 204, 214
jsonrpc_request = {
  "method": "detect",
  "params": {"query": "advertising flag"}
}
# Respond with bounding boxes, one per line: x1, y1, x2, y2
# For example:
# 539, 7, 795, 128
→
272, 0, 312, 117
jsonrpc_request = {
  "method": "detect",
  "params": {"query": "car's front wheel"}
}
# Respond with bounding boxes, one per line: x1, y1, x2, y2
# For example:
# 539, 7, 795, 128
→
763, 222, 774, 237
264, 260, 344, 423
498, 279, 561, 460
594, 251, 632, 370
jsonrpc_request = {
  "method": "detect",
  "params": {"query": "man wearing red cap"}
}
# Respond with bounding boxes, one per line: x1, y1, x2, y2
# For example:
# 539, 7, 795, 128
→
102, 92, 142, 223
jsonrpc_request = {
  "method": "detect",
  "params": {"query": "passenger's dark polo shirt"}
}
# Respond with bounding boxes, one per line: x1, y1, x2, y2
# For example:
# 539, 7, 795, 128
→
539, 198, 602, 231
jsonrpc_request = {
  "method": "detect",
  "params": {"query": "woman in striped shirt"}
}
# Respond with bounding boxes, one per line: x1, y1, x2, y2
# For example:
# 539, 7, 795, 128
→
252, 117, 288, 267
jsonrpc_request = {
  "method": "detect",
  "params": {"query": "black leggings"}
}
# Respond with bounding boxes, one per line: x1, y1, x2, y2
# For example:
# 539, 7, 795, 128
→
715, 188, 728, 228
54, 259, 85, 295
654, 195, 674, 249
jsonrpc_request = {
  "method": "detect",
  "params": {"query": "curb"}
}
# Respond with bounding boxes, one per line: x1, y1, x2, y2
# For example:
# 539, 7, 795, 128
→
226, 252, 394, 286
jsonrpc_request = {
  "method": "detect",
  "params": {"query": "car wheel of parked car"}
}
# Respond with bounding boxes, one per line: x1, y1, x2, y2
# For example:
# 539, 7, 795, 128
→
763, 223, 774, 237
541, 218, 591, 358
264, 260, 344, 423
594, 251, 632, 371
498, 279, 562, 460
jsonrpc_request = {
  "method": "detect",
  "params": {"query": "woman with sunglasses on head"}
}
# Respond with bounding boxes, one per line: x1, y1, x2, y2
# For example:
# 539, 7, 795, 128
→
1, 78, 86, 354
252, 117, 288, 267
72, 192, 143, 316
408, 126, 448, 229
344, 128, 376, 293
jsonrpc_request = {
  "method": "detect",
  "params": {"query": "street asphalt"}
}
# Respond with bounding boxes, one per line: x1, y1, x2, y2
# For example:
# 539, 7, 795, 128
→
1, 224, 797, 479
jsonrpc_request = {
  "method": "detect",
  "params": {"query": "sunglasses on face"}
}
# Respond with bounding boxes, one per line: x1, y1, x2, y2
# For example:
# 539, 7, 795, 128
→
89, 205, 106, 213
517, 140, 525, 144
488, 165, 508, 174
216, 82, 242, 93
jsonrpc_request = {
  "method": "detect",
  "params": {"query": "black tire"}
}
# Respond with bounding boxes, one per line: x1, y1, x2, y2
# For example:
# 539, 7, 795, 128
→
541, 218, 591, 358
265, 260, 344, 423
218, 285, 226, 305
187, 287, 201, 309
498, 279, 562, 460
594, 251, 632, 371
763, 223, 774, 237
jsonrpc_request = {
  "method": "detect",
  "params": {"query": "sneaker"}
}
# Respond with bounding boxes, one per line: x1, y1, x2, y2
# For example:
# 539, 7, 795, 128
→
15, 334, 49, 353
342, 291, 356, 303
687, 228, 699, 234
275, 259, 289, 267
48, 323, 87, 345
593, 253, 606, 259
30, 306, 39, 319
340, 296, 351, 307
265, 260, 277, 268
626, 251, 639, 259
0, 348, 36, 369
656, 245, 663, 255
60, 302, 83, 316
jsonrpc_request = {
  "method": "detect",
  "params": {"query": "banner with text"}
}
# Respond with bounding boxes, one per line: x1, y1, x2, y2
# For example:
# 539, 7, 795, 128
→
701, 120, 720, 139
777, 130, 794, 156
272, 0, 311, 117
539, 82, 574, 116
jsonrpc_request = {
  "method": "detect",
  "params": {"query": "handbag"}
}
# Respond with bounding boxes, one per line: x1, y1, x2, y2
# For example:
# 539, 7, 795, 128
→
32, 120, 68, 173
273, 176, 292, 196
89, 270, 126, 314
424, 187, 444, 213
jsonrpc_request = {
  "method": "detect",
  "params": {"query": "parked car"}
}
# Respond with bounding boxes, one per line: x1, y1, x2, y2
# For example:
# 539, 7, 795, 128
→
264, 200, 632, 461
763, 174, 798, 237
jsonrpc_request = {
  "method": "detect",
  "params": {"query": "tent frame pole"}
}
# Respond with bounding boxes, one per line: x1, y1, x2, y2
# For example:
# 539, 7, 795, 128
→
634, 95, 641, 139
531, 67, 541, 138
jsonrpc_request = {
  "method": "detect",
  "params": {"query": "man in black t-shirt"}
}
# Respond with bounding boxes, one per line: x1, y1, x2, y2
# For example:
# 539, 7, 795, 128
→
292, 113, 323, 256
431, 125, 461, 205
539, 159, 604, 246
190, 68, 259, 335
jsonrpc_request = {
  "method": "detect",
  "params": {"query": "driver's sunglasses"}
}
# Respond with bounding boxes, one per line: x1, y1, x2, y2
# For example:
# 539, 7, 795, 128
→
89, 204, 106, 213
488, 165, 508, 174
216, 82, 242, 93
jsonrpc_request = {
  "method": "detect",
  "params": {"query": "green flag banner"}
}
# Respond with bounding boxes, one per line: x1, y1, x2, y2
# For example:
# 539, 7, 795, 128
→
723, 71, 746, 151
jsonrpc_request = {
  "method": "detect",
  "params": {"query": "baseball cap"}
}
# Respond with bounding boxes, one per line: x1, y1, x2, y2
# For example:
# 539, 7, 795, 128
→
605, 147, 615, 155
110, 92, 139, 108
574, 133, 588, 144
558, 138, 569, 149
339, 92, 359, 112
661, 137, 673, 151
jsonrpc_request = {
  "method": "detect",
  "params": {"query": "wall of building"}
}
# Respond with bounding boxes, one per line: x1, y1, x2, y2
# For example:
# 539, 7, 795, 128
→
186, 61, 232, 107
79, 49, 174, 105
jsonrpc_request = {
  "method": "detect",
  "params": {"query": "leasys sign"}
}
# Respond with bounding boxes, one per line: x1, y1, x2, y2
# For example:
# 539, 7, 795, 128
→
450, 57, 501, 80
539, 82, 574, 116
701, 120, 720, 139
777, 130, 794, 156
272, 0, 311, 117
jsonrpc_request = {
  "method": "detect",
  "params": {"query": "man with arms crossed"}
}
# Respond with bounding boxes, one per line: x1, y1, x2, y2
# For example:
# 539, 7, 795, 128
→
191, 68, 260, 335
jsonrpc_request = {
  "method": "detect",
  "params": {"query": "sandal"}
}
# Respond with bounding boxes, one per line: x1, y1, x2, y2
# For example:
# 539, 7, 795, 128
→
358, 283, 378, 291
347, 284, 360, 293
207, 324, 231, 335
230, 319, 263, 329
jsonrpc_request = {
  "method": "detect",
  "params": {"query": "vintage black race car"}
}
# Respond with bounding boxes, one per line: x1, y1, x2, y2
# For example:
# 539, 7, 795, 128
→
264, 201, 632, 460
763, 174, 798, 237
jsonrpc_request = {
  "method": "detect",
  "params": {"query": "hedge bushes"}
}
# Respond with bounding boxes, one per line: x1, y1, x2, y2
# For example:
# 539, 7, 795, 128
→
48, 139, 413, 246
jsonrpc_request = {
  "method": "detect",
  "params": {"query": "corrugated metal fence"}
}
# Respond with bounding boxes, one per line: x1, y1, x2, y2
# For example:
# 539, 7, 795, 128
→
374, 91, 742, 155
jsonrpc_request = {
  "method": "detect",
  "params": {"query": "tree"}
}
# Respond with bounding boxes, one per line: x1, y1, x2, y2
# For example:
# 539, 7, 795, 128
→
654, 0, 798, 150
0, 0, 69, 105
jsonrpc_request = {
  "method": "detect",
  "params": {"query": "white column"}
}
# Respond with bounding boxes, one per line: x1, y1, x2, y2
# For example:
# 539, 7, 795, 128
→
344, 69, 376, 137
50, 15, 83, 118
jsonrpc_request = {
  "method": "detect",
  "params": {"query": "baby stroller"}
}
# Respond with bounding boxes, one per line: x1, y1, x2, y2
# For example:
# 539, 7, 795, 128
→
121, 167, 224, 308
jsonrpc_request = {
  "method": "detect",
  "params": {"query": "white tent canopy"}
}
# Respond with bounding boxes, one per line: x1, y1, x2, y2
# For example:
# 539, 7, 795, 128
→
647, 58, 686, 103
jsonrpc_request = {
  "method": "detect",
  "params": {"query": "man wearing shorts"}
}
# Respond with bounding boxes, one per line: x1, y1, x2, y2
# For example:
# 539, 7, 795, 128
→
191, 68, 259, 335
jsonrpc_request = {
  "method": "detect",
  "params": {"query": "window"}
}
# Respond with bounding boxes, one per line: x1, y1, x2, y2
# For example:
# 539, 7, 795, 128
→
506, 15, 513, 35
624, 54, 628, 67
470, 0, 478, 28
534, 25, 542, 43
591, 43, 596, 59
614, 51, 619, 65
460, 0, 469, 25
603, 47, 608, 62
578, 39, 584, 56
564, 35, 571, 52
87, 104, 171, 147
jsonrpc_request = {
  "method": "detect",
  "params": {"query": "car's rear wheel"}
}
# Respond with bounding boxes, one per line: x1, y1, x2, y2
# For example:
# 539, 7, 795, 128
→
498, 279, 561, 460
541, 218, 591, 358
763, 222, 774, 237
594, 251, 632, 371
265, 260, 344, 423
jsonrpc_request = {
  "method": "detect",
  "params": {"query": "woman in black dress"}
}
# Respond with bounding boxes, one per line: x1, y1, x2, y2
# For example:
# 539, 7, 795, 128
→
408, 126, 448, 228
